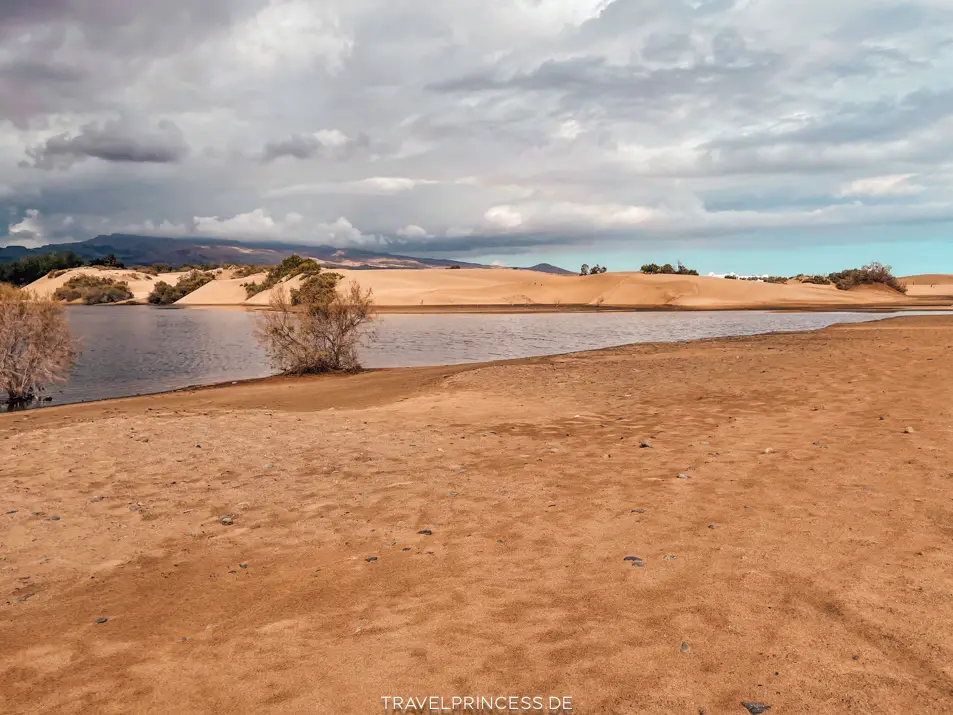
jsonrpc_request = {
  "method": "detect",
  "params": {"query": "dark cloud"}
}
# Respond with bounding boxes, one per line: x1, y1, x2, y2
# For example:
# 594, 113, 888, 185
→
23, 119, 190, 169
2, 0, 952, 256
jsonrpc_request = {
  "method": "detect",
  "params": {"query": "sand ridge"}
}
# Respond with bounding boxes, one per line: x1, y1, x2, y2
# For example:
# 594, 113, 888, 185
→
178, 268, 933, 310
2, 316, 953, 713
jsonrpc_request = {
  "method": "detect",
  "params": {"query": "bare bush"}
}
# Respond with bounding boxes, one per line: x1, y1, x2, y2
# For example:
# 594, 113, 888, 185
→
0, 285, 80, 403
255, 280, 375, 374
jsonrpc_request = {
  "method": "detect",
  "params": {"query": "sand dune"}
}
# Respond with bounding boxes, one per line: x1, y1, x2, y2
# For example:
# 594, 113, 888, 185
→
900, 274, 953, 298
25, 267, 190, 302
185, 268, 924, 309
25, 266, 941, 310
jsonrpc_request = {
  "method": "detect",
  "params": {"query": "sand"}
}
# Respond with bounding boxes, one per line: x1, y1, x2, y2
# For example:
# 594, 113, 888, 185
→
174, 268, 937, 310
25, 268, 191, 303
3, 315, 953, 713
24, 267, 949, 310
900, 275, 953, 299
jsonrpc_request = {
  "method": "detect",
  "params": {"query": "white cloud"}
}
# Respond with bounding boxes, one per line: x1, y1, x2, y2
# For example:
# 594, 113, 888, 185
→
397, 224, 430, 238
5, 209, 46, 247
837, 174, 925, 197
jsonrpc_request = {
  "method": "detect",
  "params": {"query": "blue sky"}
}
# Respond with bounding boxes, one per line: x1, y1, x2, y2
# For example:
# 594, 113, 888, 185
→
2, 0, 952, 276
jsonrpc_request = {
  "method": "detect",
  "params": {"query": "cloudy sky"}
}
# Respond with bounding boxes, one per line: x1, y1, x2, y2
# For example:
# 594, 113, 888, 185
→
2, 0, 953, 273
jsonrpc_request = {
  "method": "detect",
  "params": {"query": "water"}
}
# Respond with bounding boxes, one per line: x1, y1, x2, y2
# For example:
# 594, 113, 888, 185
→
9, 306, 942, 409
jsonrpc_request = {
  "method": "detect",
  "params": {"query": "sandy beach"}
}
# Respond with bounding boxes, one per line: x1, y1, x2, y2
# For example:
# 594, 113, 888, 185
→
2, 315, 953, 713
26, 267, 953, 311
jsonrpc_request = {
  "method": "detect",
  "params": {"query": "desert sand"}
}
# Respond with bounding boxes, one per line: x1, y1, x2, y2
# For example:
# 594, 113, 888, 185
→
3, 316, 953, 713
180, 268, 937, 310
900, 274, 953, 299
27, 267, 948, 311
25, 267, 192, 303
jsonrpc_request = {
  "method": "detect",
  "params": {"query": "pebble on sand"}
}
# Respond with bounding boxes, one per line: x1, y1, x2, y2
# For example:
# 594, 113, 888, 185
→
94, 617, 108, 624
639, 440, 653, 449
741, 702, 771, 714
366, 556, 378, 563
680, 641, 690, 653
677, 473, 691, 479
219, 514, 234, 526
418, 529, 433, 535
904, 426, 915, 434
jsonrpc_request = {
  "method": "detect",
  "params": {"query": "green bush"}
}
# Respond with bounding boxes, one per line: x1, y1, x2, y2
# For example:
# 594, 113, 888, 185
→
290, 272, 344, 306
640, 263, 661, 274
147, 270, 214, 305
0, 251, 85, 286
827, 263, 906, 293
244, 254, 321, 298
54, 275, 134, 304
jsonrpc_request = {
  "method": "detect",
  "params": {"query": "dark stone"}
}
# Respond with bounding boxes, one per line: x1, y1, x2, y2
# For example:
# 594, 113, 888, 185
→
631, 508, 647, 514
402, 548, 411, 552
239, 563, 248, 569
6, 510, 16, 515
129, 505, 140, 512
741, 702, 771, 714
90, 496, 105, 503
418, 529, 433, 535
639, 440, 653, 449
219, 514, 234, 525
49, 516, 60, 521
366, 556, 378, 562
680, 641, 690, 653
677, 474, 691, 479
95, 617, 109, 624
623, 556, 643, 562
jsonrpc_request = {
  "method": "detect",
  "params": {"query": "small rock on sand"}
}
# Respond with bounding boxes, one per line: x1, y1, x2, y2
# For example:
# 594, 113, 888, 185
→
904, 426, 915, 434
631, 508, 646, 514
219, 515, 234, 526
677, 473, 691, 480
95, 617, 108, 624
639, 440, 653, 449
418, 529, 433, 535
680, 641, 690, 653
741, 702, 771, 714
366, 556, 378, 563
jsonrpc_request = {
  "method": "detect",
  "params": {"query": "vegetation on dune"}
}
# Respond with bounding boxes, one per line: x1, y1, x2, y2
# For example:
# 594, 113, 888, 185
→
233, 264, 267, 279
0, 284, 80, 404
243, 254, 321, 298
147, 270, 215, 305
87, 253, 124, 268
53, 275, 134, 304
580, 264, 608, 275
290, 271, 344, 306
828, 263, 906, 293
640, 261, 699, 276
256, 278, 375, 375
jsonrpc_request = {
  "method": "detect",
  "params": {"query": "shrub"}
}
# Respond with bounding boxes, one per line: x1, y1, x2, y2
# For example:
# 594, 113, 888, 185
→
676, 262, 699, 276
244, 254, 320, 298
0, 251, 85, 286
147, 270, 214, 305
53, 275, 133, 304
88, 253, 124, 268
660, 263, 676, 274
641, 263, 661, 274
290, 271, 343, 306
0, 284, 80, 403
256, 280, 375, 374
233, 264, 266, 279
580, 264, 589, 276
827, 263, 906, 293
724, 274, 738, 280
764, 276, 788, 284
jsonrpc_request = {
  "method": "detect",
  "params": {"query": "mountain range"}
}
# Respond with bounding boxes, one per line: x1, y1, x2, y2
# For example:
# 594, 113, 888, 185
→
0, 234, 574, 274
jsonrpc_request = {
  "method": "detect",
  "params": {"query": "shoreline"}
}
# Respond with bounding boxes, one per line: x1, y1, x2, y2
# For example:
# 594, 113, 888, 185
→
84, 299, 953, 314
3, 314, 953, 713
7, 311, 945, 419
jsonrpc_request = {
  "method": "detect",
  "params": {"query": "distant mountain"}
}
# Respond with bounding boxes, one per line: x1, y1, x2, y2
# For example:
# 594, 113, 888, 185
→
522, 262, 576, 275
0, 234, 489, 271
